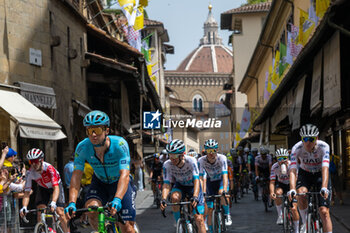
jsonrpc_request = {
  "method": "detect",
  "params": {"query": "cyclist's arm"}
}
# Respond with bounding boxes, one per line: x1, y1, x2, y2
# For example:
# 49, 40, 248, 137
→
239, 164, 242, 174
289, 168, 297, 190
149, 170, 153, 180
269, 180, 275, 196
193, 178, 200, 198
69, 170, 83, 203
22, 191, 31, 208
222, 173, 228, 192
161, 183, 170, 200
51, 185, 60, 203
255, 165, 259, 177
114, 169, 130, 200
321, 166, 329, 189
200, 176, 206, 194
247, 161, 251, 173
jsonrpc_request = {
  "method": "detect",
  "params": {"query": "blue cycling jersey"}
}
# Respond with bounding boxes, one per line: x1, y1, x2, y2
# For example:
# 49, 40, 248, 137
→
74, 136, 130, 184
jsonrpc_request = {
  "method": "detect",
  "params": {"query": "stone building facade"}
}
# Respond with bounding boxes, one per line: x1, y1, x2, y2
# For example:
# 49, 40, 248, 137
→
165, 5, 233, 154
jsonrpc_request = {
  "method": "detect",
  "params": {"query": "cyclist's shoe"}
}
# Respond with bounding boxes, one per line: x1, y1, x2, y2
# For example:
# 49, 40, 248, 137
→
300, 223, 306, 233
225, 214, 232, 226
276, 215, 283, 225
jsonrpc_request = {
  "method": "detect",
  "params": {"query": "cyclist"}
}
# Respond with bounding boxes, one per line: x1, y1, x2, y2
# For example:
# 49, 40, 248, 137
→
149, 153, 163, 204
248, 147, 258, 200
255, 147, 272, 200
270, 148, 300, 232
64, 110, 136, 233
198, 139, 232, 233
187, 149, 198, 159
289, 124, 332, 233
225, 153, 234, 198
229, 148, 242, 199
20, 148, 68, 233
159, 149, 169, 163
160, 139, 206, 233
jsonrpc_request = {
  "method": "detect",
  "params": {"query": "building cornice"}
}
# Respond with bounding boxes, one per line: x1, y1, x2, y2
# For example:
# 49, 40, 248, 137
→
165, 73, 230, 87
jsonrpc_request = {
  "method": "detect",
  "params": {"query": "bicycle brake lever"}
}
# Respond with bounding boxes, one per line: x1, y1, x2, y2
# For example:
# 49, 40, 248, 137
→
22, 215, 29, 224
161, 209, 167, 218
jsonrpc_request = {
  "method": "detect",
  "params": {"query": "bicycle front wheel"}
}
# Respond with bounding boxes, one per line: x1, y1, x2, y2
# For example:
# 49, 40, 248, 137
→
176, 219, 186, 233
34, 222, 48, 233
307, 213, 315, 233
283, 206, 292, 233
134, 222, 141, 233
212, 210, 222, 233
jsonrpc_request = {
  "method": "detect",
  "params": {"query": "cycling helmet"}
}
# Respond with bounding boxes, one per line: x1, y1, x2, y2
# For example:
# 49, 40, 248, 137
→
299, 124, 319, 137
83, 110, 110, 127
244, 148, 250, 153
230, 148, 237, 156
275, 148, 289, 158
204, 139, 218, 149
26, 148, 44, 160
251, 147, 258, 153
166, 139, 185, 154
153, 153, 160, 159
188, 149, 195, 152
160, 149, 168, 155
187, 151, 197, 158
260, 146, 268, 155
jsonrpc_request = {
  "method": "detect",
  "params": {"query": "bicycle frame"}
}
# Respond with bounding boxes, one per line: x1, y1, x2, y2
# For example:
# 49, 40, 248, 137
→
206, 193, 228, 233
23, 207, 63, 233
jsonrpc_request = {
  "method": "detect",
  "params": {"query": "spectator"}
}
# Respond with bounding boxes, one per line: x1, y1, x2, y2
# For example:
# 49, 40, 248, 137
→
133, 153, 144, 191
63, 155, 74, 201
330, 153, 344, 205
0, 146, 9, 169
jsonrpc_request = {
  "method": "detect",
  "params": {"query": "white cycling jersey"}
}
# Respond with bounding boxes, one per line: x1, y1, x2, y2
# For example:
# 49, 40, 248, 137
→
24, 161, 61, 192
270, 161, 291, 185
198, 153, 228, 181
255, 154, 272, 169
290, 140, 330, 173
163, 155, 200, 186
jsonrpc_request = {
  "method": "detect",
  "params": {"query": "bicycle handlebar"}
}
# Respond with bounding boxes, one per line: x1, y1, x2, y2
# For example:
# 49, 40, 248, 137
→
161, 201, 199, 218
70, 204, 125, 225
22, 207, 55, 224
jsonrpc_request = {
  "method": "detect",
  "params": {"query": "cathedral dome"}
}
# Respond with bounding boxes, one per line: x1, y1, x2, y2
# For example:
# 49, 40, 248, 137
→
176, 5, 233, 73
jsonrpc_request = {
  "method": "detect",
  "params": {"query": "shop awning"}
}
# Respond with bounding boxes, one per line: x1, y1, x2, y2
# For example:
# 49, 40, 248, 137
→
0, 90, 66, 140
16, 82, 57, 109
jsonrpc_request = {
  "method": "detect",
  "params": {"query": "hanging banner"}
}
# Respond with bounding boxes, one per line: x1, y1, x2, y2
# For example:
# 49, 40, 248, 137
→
323, 31, 341, 116
310, 49, 322, 115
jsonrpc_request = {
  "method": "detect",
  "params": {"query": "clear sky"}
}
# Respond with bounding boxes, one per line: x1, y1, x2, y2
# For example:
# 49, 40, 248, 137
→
146, 0, 247, 70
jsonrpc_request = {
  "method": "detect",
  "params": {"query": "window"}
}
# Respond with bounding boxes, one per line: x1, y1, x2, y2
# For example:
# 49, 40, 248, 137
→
225, 132, 229, 139
192, 94, 203, 112
233, 18, 242, 35
220, 133, 224, 139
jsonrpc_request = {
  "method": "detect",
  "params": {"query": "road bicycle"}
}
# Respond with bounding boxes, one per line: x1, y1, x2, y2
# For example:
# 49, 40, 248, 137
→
22, 207, 64, 233
153, 179, 163, 209
241, 169, 250, 195
70, 205, 125, 233
277, 194, 295, 233
297, 186, 324, 233
258, 177, 270, 212
232, 174, 240, 203
207, 193, 229, 233
162, 201, 199, 233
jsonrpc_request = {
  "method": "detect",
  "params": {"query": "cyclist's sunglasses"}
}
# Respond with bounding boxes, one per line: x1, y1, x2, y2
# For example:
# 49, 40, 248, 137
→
302, 136, 316, 143
277, 156, 288, 162
29, 159, 41, 165
169, 154, 181, 159
206, 149, 217, 154
86, 126, 105, 136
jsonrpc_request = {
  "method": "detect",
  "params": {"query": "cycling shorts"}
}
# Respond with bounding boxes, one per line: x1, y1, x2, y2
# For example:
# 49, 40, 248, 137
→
275, 182, 289, 194
171, 182, 205, 215
35, 182, 65, 207
296, 168, 331, 208
86, 174, 137, 221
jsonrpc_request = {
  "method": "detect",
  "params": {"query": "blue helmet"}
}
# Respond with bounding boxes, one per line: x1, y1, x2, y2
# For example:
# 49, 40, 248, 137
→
83, 110, 110, 127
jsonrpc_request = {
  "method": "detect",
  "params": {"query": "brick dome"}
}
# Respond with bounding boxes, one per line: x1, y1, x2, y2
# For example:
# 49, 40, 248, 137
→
176, 5, 233, 73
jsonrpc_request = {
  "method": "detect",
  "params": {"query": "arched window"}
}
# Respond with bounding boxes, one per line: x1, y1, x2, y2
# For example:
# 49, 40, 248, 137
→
192, 94, 203, 112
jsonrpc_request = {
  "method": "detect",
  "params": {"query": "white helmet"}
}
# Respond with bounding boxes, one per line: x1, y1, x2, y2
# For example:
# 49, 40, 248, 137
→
300, 124, 319, 137
166, 139, 185, 154
275, 148, 289, 158
244, 148, 250, 153
26, 148, 44, 160
204, 139, 218, 149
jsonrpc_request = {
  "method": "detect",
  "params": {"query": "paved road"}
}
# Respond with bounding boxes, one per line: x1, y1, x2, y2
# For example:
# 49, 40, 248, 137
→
75, 189, 349, 232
